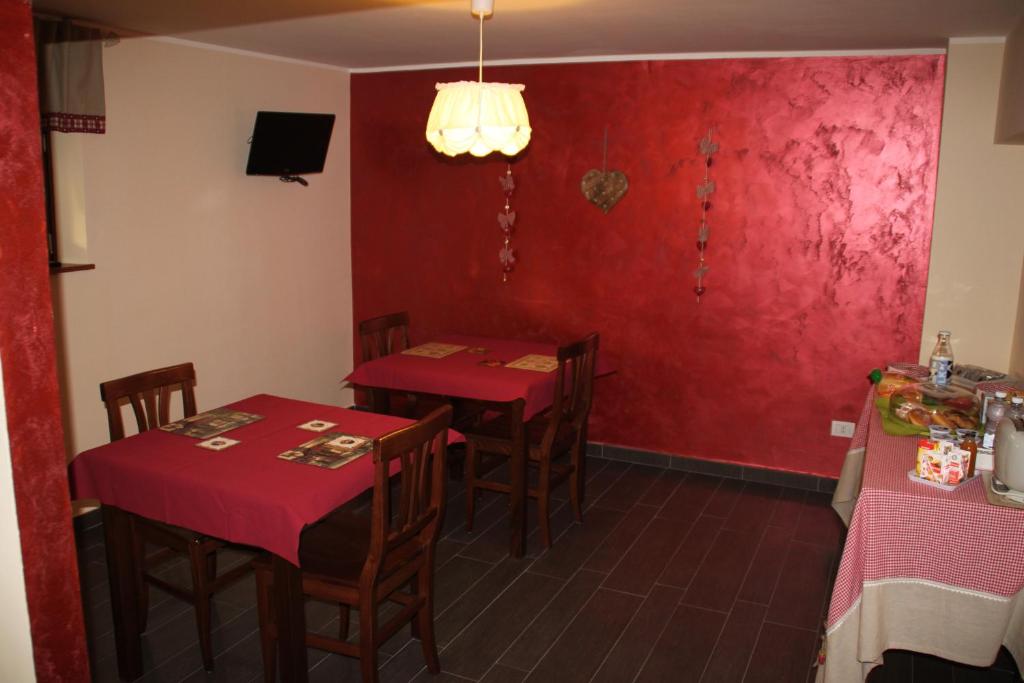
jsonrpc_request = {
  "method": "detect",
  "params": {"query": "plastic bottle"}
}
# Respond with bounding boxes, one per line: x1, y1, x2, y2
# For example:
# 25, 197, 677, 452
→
982, 391, 1009, 449
1009, 396, 1024, 423
929, 330, 954, 386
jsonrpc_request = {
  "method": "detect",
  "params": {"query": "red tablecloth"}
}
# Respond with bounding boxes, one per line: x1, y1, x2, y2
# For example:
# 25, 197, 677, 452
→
345, 334, 610, 419
827, 388, 1024, 629
70, 394, 459, 565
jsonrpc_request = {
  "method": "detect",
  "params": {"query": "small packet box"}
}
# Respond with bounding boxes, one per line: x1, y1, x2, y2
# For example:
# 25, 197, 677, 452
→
914, 438, 969, 486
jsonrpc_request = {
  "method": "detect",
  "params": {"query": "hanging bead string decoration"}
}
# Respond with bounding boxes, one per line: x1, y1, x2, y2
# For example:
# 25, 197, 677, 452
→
498, 164, 517, 282
694, 128, 718, 303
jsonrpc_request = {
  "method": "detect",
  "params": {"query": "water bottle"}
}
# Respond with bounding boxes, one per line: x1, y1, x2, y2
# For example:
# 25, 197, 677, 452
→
1009, 396, 1024, 423
982, 391, 1009, 449
929, 330, 954, 386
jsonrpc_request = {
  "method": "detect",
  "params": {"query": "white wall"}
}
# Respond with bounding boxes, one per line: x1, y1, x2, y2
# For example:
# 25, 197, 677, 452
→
995, 17, 1024, 144
1011, 253, 1024, 379
919, 40, 1024, 372
0, 358, 36, 682
53, 37, 354, 467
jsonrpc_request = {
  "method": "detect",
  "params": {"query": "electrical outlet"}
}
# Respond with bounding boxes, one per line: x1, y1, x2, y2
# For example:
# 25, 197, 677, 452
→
831, 420, 855, 438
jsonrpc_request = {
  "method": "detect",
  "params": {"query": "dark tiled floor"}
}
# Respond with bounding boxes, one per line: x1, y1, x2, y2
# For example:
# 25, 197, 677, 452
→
75, 456, 1022, 683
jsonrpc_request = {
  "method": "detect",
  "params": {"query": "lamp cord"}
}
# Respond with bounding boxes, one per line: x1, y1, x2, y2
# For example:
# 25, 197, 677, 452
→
478, 12, 483, 83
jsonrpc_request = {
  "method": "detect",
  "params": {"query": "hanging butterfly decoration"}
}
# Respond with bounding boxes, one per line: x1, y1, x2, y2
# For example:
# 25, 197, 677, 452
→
498, 165, 517, 282
694, 129, 718, 302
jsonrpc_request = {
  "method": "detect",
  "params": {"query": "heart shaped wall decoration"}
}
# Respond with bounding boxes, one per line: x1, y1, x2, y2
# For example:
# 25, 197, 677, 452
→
581, 169, 628, 214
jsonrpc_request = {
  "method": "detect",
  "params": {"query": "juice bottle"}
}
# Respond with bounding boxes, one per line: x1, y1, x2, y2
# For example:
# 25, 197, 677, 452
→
929, 330, 954, 386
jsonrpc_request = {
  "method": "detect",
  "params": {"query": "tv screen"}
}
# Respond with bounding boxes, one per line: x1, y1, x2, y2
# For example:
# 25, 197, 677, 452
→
245, 111, 335, 177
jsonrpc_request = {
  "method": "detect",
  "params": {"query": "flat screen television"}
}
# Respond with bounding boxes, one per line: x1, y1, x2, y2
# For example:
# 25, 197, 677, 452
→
245, 111, 335, 182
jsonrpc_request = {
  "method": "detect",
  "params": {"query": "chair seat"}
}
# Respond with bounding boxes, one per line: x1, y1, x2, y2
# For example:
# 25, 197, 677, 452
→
296, 508, 371, 581
136, 517, 213, 545
254, 405, 452, 682
465, 411, 577, 459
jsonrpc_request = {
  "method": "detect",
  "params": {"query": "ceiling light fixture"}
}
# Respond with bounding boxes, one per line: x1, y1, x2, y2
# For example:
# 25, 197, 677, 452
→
425, 0, 531, 157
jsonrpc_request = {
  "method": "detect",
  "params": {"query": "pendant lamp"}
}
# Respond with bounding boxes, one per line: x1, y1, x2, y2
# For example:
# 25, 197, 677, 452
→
425, 0, 531, 157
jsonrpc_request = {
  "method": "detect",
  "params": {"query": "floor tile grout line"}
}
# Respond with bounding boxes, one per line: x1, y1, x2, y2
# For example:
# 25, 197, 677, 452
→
602, 475, 723, 591
675, 520, 727, 605
761, 619, 822, 633
694, 523, 772, 683
583, 579, 669, 683
524, 504, 632, 581
594, 509, 663, 585
580, 460, 634, 515
651, 514, 710, 596
520, 576, 643, 683
428, 554, 542, 673
144, 604, 261, 681
692, 520, 770, 679
482, 563, 599, 682
590, 464, 668, 514
739, 614, 770, 683
641, 469, 687, 510
632, 602, 726, 683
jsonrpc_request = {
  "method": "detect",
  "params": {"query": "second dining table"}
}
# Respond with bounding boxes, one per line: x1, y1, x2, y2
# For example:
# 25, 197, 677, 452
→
345, 333, 609, 557
70, 393, 459, 683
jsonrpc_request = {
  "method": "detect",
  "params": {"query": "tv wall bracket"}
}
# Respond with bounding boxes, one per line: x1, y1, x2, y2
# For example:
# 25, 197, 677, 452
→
278, 175, 308, 186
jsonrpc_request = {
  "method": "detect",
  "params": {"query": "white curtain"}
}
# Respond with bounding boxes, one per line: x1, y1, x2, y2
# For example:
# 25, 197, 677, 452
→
34, 18, 107, 134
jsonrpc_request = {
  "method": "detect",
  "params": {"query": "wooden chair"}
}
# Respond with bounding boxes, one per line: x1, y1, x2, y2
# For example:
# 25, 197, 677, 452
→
358, 311, 410, 362
356, 311, 468, 428
253, 405, 453, 683
464, 333, 599, 548
99, 362, 251, 672
357, 311, 418, 416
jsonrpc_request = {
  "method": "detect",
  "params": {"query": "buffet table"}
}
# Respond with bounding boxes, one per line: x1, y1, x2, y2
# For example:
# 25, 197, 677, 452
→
820, 389, 1024, 682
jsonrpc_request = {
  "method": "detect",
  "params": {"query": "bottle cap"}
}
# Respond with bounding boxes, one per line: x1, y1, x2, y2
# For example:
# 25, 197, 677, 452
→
1013, 396, 1024, 404
939, 330, 951, 336
995, 391, 1008, 398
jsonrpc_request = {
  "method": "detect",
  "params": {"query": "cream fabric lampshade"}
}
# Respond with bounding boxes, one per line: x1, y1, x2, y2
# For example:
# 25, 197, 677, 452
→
424, 0, 531, 158
426, 81, 531, 157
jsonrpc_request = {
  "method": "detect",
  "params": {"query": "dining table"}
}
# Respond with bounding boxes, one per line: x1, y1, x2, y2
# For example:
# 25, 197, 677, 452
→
819, 383, 1024, 682
70, 393, 457, 683
345, 333, 610, 558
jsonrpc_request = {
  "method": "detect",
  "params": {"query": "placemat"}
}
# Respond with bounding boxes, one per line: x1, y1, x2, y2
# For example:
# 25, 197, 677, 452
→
401, 342, 467, 359
506, 354, 558, 372
159, 408, 264, 439
278, 432, 374, 469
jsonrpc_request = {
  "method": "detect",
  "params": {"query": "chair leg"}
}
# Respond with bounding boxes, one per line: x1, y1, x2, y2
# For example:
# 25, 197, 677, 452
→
188, 543, 215, 672
538, 461, 552, 549
207, 548, 218, 581
416, 567, 440, 674
570, 442, 584, 522
358, 600, 380, 683
254, 567, 277, 683
339, 604, 351, 641
129, 519, 150, 631
465, 442, 478, 532
133, 533, 150, 631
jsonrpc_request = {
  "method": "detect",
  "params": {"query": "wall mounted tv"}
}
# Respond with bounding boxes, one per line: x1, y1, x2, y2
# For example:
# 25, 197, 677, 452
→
245, 111, 335, 186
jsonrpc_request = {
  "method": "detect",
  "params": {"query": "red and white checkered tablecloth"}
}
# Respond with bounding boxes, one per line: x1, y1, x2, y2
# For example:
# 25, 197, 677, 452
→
827, 386, 1024, 629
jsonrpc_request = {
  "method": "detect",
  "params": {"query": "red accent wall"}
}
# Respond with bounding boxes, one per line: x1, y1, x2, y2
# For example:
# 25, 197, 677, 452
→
351, 55, 945, 477
0, 1, 90, 679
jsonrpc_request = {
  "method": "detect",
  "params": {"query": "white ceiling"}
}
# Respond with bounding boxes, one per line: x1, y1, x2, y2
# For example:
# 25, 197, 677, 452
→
32, 0, 1024, 70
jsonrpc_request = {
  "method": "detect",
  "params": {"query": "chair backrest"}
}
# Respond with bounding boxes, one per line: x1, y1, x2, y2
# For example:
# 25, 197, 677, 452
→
99, 363, 197, 441
358, 312, 410, 362
362, 404, 452, 589
541, 333, 599, 452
